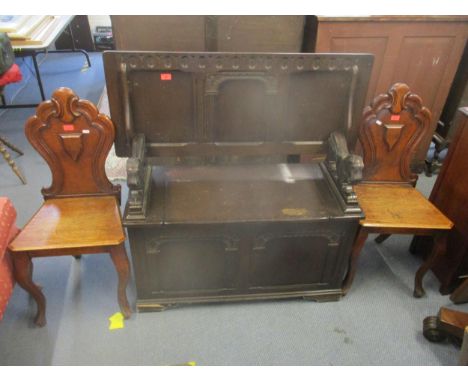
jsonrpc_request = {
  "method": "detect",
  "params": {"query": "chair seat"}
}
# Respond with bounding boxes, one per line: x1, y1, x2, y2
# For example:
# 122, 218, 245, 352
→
9, 196, 125, 252
354, 183, 453, 231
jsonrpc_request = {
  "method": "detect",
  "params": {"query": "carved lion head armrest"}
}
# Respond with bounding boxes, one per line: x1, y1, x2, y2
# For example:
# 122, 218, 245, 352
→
126, 133, 152, 220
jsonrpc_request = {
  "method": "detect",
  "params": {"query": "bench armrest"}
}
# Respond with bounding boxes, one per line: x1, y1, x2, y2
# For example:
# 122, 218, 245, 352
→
126, 134, 151, 219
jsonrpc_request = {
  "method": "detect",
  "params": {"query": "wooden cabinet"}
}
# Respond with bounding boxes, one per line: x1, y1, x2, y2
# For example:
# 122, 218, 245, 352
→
313, 16, 468, 168
55, 15, 95, 52
411, 108, 468, 293
111, 16, 313, 52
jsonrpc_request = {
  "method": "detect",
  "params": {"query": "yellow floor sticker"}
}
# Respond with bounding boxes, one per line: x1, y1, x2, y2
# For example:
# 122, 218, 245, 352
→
108, 312, 125, 330
173, 361, 196, 366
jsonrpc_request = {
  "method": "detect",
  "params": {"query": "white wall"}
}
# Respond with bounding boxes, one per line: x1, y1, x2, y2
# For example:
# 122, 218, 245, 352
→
87, 15, 111, 32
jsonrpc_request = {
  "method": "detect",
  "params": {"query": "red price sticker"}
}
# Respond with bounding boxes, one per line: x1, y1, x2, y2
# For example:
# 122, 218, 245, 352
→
390, 115, 400, 121
63, 124, 74, 131
160, 73, 172, 81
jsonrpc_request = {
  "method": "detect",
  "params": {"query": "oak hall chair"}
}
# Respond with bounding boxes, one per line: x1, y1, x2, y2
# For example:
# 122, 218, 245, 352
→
342, 83, 453, 298
8, 87, 131, 327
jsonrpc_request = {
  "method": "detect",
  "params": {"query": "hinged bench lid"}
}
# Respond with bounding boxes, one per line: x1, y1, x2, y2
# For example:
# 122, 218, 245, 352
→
103, 52, 373, 158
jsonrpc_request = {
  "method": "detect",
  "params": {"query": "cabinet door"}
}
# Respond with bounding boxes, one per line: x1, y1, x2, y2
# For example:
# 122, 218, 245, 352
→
129, 228, 241, 299
326, 36, 389, 106
248, 224, 353, 291
55, 15, 95, 51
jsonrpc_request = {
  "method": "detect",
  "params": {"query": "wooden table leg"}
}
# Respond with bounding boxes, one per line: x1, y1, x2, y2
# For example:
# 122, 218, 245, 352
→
414, 231, 448, 298
109, 243, 132, 318
459, 327, 468, 366
12, 252, 46, 327
375, 234, 391, 244
342, 227, 369, 296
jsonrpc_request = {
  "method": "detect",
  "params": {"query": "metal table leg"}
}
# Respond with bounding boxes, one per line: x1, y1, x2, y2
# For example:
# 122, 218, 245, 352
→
31, 51, 46, 101
0, 22, 92, 109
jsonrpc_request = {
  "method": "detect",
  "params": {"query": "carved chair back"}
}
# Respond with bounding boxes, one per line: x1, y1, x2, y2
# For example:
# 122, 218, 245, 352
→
25, 87, 120, 201
358, 83, 431, 184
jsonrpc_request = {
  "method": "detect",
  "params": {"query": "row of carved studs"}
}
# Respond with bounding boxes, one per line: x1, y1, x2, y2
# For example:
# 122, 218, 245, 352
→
121, 55, 359, 72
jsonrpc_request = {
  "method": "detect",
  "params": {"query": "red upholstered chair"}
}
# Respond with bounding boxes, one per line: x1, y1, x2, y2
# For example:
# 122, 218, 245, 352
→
0, 197, 20, 320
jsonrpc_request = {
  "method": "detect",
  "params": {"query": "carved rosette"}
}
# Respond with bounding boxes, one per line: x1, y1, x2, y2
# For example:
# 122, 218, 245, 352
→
25, 87, 120, 199
358, 83, 431, 183
117, 53, 366, 74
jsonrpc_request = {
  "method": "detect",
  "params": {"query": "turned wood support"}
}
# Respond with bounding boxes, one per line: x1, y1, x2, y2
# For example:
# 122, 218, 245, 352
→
0, 136, 23, 155
0, 140, 26, 184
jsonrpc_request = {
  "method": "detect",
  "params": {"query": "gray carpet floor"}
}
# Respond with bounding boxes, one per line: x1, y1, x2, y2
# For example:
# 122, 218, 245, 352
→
0, 52, 466, 365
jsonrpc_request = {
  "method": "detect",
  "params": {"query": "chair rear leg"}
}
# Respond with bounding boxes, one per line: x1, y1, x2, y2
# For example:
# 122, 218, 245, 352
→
375, 234, 391, 244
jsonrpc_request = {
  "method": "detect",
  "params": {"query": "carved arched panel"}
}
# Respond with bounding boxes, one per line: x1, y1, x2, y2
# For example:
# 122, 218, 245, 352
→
358, 83, 431, 184
25, 87, 120, 200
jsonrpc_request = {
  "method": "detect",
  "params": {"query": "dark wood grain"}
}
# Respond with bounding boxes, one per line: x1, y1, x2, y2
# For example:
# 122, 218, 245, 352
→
412, 108, 468, 293
103, 52, 372, 311
103, 52, 373, 158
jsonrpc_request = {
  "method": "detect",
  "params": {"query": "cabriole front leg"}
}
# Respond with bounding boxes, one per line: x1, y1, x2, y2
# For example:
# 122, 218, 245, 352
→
12, 252, 46, 327
414, 231, 448, 298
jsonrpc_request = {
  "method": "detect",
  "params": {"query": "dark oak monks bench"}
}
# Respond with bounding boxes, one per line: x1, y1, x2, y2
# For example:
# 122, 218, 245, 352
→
103, 52, 373, 311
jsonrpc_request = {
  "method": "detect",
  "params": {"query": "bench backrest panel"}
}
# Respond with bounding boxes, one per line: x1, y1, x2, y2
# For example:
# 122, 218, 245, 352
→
104, 52, 373, 159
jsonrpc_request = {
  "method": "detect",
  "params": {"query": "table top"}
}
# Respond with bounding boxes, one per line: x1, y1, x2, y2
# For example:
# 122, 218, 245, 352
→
10, 15, 73, 51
